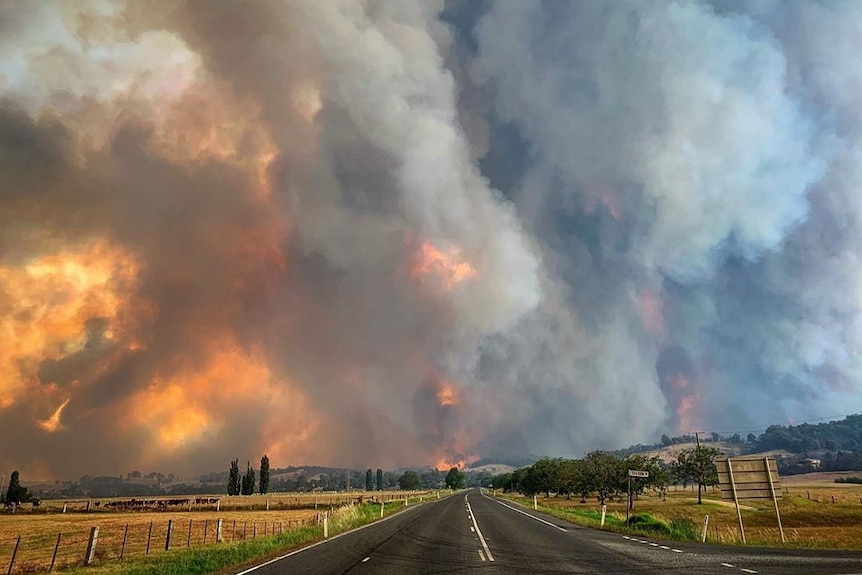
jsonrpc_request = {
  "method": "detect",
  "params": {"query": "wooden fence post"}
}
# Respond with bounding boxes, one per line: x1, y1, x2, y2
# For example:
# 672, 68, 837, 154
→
49, 533, 61, 572
187, 520, 193, 547
120, 525, 129, 559
203, 520, 209, 544
253, 523, 257, 539
145, 522, 153, 555
232, 520, 236, 541
84, 527, 99, 566
165, 519, 173, 551
7, 535, 21, 575
216, 519, 223, 543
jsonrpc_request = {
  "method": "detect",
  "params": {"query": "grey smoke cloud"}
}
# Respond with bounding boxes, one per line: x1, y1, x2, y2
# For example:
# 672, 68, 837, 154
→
1, 0, 861, 479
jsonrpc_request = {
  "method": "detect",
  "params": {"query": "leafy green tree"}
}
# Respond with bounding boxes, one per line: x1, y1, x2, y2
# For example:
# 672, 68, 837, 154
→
444, 467, 466, 489
365, 469, 373, 491
259, 455, 270, 495
376, 468, 383, 491
3, 471, 31, 504
397, 470, 420, 490
522, 457, 563, 496
672, 445, 721, 504
661, 434, 672, 446
584, 451, 624, 504
241, 462, 256, 496
747, 433, 758, 444
227, 459, 241, 496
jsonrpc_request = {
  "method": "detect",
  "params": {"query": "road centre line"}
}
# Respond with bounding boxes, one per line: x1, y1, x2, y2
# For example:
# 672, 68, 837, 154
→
739, 569, 757, 574
466, 495, 494, 562
482, 493, 567, 532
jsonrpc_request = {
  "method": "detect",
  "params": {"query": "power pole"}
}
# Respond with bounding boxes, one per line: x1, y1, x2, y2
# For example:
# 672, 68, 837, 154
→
695, 430, 701, 447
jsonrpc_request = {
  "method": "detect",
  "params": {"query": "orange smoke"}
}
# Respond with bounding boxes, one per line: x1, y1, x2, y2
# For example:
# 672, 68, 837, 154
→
638, 289, 665, 338
437, 381, 460, 407
126, 335, 318, 462
37, 399, 71, 433
0, 241, 141, 409
412, 241, 478, 289
668, 374, 701, 433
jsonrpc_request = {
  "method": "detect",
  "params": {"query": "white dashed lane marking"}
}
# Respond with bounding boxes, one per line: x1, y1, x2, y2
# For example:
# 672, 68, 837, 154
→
618, 535, 756, 573
361, 557, 370, 563
722, 563, 735, 568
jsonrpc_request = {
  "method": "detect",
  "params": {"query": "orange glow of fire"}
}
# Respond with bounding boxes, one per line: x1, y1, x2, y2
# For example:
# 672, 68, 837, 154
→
668, 374, 700, 433
437, 381, 459, 407
37, 399, 71, 433
126, 335, 318, 459
412, 241, 478, 290
0, 242, 140, 409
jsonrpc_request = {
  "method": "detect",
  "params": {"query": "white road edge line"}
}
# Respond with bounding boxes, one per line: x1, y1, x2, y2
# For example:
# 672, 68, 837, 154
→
739, 570, 757, 574
234, 493, 447, 575
722, 563, 735, 568
361, 557, 370, 563
659, 545, 670, 550
481, 492, 567, 532
478, 549, 486, 561
466, 494, 495, 562
671, 549, 683, 553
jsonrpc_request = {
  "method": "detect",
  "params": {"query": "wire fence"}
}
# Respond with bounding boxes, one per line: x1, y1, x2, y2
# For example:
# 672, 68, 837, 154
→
0, 514, 321, 574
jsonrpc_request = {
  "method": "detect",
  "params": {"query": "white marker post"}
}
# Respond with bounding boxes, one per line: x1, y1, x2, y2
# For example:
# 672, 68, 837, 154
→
323, 512, 329, 538
600, 505, 607, 527
702, 515, 709, 543
533, 495, 537, 510
380, 501, 384, 518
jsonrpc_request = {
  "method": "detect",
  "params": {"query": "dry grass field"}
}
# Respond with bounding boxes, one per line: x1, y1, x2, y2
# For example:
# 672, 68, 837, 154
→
0, 490, 434, 573
500, 479, 862, 549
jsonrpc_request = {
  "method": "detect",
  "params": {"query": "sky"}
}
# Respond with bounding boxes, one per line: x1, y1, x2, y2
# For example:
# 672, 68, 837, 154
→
2, 0, 862, 479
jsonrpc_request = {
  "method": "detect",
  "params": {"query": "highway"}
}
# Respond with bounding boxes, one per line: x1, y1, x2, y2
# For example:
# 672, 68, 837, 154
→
238, 489, 862, 574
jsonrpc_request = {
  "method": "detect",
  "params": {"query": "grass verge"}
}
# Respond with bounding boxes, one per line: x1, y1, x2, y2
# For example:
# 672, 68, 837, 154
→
56, 498, 426, 575
496, 493, 700, 542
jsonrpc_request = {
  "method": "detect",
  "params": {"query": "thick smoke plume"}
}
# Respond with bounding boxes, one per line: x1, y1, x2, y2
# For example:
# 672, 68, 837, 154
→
2, 0, 862, 478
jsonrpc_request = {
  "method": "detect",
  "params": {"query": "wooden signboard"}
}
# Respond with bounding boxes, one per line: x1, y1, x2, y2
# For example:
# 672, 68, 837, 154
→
714, 456, 784, 544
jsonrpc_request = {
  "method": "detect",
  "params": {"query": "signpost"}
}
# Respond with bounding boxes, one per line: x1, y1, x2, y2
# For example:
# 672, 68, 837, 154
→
626, 470, 649, 523
715, 456, 784, 544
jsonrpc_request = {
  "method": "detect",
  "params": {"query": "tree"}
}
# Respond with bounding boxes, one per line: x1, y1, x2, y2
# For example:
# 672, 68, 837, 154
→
376, 468, 383, 491
228, 459, 241, 496
747, 433, 758, 444
661, 434, 672, 446
241, 461, 256, 496
444, 467, 466, 489
583, 451, 624, 504
4, 471, 31, 504
672, 445, 720, 504
259, 455, 270, 495
365, 469, 373, 491
711, 432, 721, 443
397, 470, 420, 490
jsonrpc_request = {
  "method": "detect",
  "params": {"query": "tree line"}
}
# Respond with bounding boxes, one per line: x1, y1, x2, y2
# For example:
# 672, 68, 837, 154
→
491, 445, 722, 505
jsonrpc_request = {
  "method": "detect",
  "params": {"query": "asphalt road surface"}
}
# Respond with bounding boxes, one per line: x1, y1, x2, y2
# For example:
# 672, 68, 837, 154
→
239, 489, 862, 574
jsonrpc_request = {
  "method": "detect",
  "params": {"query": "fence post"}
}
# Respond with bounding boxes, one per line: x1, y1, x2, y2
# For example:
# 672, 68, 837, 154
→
7, 535, 20, 575
216, 519, 223, 543
145, 521, 153, 555
702, 516, 710, 543
203, 520, 209, 544
216, 499, 220, 512
187, 520, 193, 547
120, 524, 129, 559
243, 521, 247, 539
49, 533, 61, 572
84, 526, 99, 566
600, 505, 607, 527
62, 503, 67, 514
232, 520, 236, 541
266, 499, 270, 511
252, 523, 257, 539
188, 498, 193, 512
165, 519, 173, 551
85, 501, 91, 513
